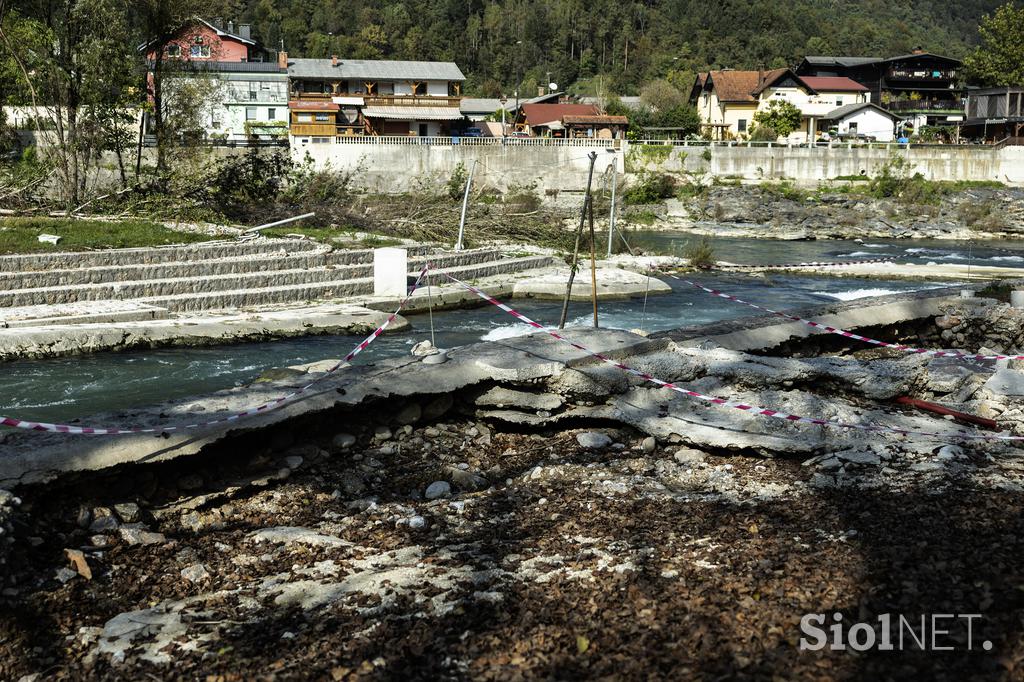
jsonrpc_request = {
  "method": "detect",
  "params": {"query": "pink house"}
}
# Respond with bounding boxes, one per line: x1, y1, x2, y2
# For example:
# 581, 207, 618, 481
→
141, 18, 257, 64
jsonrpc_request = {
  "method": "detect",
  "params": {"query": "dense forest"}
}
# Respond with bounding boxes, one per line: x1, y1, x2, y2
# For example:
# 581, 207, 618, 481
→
224, 0, 1005, 96
0, 0, 1006, 104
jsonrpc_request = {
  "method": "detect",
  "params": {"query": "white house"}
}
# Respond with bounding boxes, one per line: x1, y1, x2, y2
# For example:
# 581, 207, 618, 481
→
821, 102, 901, 141
690, 70, 873, 142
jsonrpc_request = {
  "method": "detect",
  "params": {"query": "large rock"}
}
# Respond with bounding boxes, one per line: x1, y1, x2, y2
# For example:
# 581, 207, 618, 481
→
577, 432, 612, 449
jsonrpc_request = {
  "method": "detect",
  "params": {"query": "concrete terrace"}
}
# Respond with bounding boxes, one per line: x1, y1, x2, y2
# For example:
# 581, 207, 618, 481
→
0, 238, 559, 359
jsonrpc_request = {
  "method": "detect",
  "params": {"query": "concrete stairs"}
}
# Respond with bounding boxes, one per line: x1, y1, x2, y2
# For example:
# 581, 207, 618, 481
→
0, 238, 557, 321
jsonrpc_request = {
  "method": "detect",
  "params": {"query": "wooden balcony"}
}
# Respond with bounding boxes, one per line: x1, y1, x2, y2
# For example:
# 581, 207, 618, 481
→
364, 95, 462, 107
290, 123, 338, 136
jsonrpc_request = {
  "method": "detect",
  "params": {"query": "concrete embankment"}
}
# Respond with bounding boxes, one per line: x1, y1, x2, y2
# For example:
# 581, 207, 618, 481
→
5, 283, 1024, 487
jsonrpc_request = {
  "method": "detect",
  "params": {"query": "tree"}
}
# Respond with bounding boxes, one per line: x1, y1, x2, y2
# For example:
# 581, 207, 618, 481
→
134, 0, 210, 171
964, 2, 1024, 86
652, 104, 701, 136
752, 100, 802, 139
639, 78, 686, 112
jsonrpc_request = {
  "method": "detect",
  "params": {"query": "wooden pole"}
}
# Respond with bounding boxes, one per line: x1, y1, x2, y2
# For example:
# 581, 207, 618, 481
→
558, 151, 598, 329
588, 191, 598, 328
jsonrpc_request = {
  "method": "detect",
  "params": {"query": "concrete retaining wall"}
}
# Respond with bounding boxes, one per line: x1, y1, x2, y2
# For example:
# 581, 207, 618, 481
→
296, 142, 1024, 191
630, 144, 1024, 186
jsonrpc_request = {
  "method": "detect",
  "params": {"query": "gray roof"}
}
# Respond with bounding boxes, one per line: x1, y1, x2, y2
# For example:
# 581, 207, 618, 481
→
883, 52, 961, 65
172, 61, 286, 73
803, 56, 882, 67
289, 58, 465, 81
823, 102, 901, 121
460, 98, 504, 114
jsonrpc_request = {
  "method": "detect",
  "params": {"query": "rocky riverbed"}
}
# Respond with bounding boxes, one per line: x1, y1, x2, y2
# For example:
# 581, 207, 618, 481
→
654, 185, 1024, 242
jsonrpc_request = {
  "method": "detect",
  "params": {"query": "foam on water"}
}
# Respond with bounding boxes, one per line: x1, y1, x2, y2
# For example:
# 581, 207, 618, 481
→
813, 288, 902, 301
480, 324, 535, 341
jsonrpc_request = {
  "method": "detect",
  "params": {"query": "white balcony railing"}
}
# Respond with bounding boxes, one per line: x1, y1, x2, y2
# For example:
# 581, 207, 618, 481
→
327, 135, 619, 147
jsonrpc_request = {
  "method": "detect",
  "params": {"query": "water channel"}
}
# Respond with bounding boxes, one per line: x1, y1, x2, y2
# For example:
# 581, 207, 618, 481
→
2, 232, 1022, 423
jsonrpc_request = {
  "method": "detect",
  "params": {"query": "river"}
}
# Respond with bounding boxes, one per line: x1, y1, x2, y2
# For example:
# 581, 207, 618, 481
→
3, 233, 1021, 423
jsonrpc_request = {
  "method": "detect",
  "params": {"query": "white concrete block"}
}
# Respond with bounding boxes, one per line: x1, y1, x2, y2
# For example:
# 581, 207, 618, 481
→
374, 247, 408, 297
1011, 290, 1024, 309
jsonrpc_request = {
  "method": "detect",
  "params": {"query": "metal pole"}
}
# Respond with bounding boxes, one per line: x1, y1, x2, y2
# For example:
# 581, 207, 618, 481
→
558, 151, 598, 329
588, 194, 598, 328
243, 212, 317, 234
455, 159, 477, 252
607, 160, 617, 257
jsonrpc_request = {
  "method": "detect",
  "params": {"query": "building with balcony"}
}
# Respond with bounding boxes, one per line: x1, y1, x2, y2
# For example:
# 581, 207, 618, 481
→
797, 50, 965, 129
141, 18, 289, 143
285, 56, 466, 145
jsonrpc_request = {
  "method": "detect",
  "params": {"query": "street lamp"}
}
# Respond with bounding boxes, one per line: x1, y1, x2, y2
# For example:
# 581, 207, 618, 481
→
499, 94, 508, 137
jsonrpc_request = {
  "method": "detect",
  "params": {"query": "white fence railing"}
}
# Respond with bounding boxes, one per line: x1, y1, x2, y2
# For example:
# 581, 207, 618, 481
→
628, 139, 998, 151
327, 135, 620, 148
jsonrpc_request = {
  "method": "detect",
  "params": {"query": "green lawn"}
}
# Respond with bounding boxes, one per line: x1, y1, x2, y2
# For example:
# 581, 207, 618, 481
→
0, 217, 216, 254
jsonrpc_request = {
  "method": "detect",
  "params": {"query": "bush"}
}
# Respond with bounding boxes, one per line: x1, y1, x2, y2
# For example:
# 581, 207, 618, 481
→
749, 125, 779, 142
447, 162, 468, 201
683, 235, 716, 269
623, 172, 675, 205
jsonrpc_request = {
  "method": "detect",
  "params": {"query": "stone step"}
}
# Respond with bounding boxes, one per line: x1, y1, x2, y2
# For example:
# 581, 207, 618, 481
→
139, 255, 558, 313
0, 300, 169, 328
0, 238, 327, 272
0, 247, 499, 291
0, 249, 504, 308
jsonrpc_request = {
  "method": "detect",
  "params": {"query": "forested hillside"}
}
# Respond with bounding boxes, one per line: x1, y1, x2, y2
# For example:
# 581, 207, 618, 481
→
227, 0, 1003, 95
0, 0, 1006, 102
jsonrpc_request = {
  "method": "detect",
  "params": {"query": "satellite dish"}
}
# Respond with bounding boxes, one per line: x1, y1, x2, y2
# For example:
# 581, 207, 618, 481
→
549, 82, 558, 91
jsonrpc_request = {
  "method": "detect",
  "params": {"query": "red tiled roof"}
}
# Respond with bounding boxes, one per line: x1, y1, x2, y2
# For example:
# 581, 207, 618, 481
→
563, 115, 628, 125
800, 76, 869, 93
521, 103, 600, 126
708, 69, 788, 102
288, 100, 339, 111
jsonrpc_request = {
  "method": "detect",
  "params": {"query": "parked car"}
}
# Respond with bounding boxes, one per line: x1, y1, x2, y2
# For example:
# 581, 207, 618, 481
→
508, 131, 530, 138
463, 127, 483, 137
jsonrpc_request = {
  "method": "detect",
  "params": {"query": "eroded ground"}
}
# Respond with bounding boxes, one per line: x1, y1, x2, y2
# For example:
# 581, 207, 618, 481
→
2, 414, 1023, 681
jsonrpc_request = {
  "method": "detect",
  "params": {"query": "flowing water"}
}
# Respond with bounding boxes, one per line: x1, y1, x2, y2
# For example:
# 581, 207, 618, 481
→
3, 233, 1021, 424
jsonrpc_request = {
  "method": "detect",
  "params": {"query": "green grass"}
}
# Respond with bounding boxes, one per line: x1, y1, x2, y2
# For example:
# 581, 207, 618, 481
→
0, 217, 215, 255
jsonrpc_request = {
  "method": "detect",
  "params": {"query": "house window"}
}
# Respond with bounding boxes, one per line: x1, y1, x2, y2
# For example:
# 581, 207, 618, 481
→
245, 107, 257, 121
249, 85, 258, 101
835, 97, 843, 106
165, 44, 180, 58
312, 137, 330, 144
737, 119, 747, 133
190, 45, 211, 59
297, 113, 313, 123
411, 81, 426, 95
848, 122, 858, 134
268, 107, 276, 120
314, 112, 330, 122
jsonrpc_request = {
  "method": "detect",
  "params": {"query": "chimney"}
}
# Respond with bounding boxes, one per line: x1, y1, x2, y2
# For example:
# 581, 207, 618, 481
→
239, 24, 251, 41
332, 54, 339, 67
537, 86, 545, 97
277, 50, 288, 70
227, 20, 235, 35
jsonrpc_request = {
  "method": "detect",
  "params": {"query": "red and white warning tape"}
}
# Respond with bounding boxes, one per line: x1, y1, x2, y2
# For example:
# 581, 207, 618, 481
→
718, 257, 896, 270
664, 270, 1024, 362
0, 268, 430, 435
442, 272, 1024, 442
